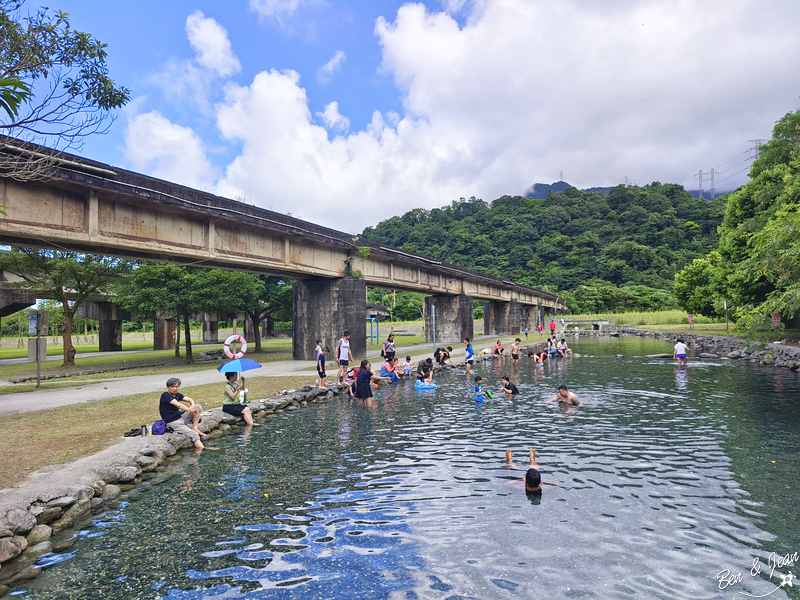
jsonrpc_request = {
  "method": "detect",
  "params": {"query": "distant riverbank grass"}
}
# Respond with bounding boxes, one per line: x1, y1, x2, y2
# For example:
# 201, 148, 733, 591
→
0, 375, 313, 489
576, 310, 721, 327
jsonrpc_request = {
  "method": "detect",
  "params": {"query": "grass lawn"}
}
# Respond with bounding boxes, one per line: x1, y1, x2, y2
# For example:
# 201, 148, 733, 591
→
0, 345, 293, 389
0, 375, 313, 489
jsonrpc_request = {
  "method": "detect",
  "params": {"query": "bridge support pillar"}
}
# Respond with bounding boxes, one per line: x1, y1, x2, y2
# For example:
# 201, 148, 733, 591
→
202, 314, 219, 343
425, 293, 474, 344
293, 278, 367, 361
483, 301, 509, 336
76, 302, 129, 352
244, 317, 258, 344
154, 316, 175, 351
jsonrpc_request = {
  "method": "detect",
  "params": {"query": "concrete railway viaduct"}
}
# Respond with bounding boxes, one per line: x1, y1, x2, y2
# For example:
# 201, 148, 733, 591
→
0, 141, 569, 360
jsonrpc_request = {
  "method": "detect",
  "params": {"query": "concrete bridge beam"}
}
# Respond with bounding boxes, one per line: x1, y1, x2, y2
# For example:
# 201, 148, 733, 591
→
0, 288, 36, 318
293, 278, 367, 361
425, 293, 474, 345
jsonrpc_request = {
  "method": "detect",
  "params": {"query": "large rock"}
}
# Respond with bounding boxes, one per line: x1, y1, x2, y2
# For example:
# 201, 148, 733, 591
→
101, 484, 121, 501
51, 500, 91, 533
96, 465, 122, 483
67, 484, 95, 502
116, 466, 139, 483
25, 525, 51, 545
3, 509, 37, 535
33, 507, 61, 525
0, 536, 27, 563
136, 456, 158, 471
45, 496, 76, 509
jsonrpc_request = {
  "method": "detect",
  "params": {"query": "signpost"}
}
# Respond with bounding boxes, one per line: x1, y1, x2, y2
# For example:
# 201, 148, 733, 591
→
771, 313, 781, 340
28, 310, 49, 388
724, 301, 728, 333
688, 314, 694, 332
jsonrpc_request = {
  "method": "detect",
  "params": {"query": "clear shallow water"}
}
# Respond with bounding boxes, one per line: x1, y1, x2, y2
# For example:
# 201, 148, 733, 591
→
19, 336, 800, 599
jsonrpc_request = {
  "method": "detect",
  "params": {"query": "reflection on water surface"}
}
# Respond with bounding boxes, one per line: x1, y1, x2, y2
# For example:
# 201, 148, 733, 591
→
20, 336, 800, 599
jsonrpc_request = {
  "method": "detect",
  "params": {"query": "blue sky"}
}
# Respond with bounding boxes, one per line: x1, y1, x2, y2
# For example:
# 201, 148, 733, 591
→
41, 1, 800, 231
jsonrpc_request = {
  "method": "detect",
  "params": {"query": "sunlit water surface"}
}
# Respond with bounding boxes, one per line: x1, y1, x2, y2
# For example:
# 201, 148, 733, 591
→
18, 336, 800, 599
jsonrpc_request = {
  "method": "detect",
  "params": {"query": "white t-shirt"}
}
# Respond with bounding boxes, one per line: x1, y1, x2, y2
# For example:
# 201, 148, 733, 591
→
674, 342, 687, 355
338, 338, 350, 361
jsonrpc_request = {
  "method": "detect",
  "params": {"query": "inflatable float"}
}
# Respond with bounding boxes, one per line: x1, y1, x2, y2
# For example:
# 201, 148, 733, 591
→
414, 379, 437, 389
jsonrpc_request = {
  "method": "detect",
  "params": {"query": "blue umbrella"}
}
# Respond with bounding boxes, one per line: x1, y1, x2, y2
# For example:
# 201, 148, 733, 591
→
218, 358, 262, 373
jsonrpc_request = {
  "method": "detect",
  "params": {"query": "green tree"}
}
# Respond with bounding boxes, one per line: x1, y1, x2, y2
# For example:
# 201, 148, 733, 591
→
240, 275, 293, 351
0, 248, 131, 366
0, 0, 130, 177
117, 264, 270, 363
673, 252, 724, 318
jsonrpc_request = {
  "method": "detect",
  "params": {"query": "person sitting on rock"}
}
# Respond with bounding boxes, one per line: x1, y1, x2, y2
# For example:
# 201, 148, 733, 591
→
223, 372, 260, 427
159, 378, 218, 450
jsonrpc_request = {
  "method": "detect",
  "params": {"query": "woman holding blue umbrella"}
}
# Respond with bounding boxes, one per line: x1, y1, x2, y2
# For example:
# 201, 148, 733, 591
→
223, 372, 260, 427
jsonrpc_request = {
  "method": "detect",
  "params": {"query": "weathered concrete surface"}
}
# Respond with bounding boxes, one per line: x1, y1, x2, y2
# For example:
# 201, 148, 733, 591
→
292, 278, 367, 361
0, 146, 569, 312
424, 294, 474, 345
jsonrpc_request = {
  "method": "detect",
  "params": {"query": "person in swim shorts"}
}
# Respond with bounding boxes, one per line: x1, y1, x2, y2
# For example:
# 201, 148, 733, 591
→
510, 338, 521, 365
464, 338, 475, 375
336, 331, 354, 384
673, 338, 692, 368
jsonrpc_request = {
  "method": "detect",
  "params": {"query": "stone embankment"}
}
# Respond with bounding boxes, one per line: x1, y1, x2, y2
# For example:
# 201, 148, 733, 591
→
0, 384, 340, 594
612, 327, 800, 371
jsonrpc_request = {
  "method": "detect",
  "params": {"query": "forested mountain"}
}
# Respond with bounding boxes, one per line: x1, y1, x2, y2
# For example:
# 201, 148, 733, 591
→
361, 183, 726, 313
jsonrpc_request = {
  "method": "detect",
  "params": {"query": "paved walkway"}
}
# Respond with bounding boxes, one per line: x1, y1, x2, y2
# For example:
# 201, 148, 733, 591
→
0, 334, 531, 417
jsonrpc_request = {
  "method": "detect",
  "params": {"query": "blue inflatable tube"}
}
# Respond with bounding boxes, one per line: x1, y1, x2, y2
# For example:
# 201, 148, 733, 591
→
414, 379, 437, 389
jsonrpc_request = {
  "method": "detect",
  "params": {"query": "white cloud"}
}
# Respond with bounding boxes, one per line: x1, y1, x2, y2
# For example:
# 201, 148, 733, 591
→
186, 11, 241, 77
150, 12, 241, 113
124, 111, 218, 190
250, 0, 304, 20
135, 0, 800, 233
318, 50, 346, 84
317, 101, 350, 130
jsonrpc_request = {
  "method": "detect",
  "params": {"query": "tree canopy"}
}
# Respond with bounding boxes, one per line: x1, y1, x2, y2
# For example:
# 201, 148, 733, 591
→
675, 106, 800, 331
0, 248, 131, 366
0, 0, 130, 178
362, 183, 725, 313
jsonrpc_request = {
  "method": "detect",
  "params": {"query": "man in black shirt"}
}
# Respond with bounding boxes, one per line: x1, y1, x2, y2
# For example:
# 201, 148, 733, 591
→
500, 376, 519, 395
159, 378, 217, 450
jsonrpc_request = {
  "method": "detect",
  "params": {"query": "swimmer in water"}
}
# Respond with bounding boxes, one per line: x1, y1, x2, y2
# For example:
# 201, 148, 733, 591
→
548, 384, 580, 406
505, 448, 556, 493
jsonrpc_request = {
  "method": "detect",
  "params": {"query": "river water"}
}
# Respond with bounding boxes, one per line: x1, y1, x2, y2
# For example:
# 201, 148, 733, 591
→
18, 336, 800, 599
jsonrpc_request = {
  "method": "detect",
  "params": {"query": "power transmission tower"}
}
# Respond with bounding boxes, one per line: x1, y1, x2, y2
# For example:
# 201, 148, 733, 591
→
696, 169, 716, 200
748, 139, 768, 161
698, 170, 703, 200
